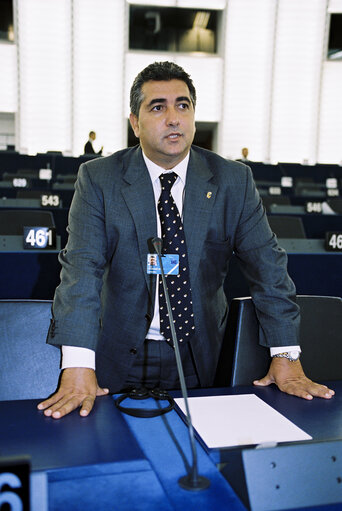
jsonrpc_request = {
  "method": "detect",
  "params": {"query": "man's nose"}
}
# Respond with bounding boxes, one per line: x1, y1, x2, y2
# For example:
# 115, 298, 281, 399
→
165, 108, 180, 126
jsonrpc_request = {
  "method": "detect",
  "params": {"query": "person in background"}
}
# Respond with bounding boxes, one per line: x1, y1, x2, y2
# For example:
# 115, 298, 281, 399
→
84, 131, 103, 155
237, 147, 250, 162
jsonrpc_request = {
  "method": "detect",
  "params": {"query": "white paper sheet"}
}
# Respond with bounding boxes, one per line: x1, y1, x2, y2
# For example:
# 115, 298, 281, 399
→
174, 394, 312, 448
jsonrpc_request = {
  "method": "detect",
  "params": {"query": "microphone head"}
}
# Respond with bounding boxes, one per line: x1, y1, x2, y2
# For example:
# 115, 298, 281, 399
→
151, 237, 162, 255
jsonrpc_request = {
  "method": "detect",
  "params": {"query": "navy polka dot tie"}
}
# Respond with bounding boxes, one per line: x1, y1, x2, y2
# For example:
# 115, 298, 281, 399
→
158, 172, 195, 345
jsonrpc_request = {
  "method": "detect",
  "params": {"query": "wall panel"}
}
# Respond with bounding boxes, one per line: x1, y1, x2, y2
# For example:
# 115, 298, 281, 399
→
220, 0, 276, 160
73, 0, 125, 156
16, 0, 72, 154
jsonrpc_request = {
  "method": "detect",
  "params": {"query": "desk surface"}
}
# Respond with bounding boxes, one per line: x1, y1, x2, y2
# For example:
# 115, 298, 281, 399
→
186, 381, 342, 449
1, 384, 342, 511
0, 397, 147, 472
0, 394, 243, 511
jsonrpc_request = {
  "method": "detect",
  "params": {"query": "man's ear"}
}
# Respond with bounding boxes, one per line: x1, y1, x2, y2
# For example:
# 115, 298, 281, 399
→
129, 113, 139, 138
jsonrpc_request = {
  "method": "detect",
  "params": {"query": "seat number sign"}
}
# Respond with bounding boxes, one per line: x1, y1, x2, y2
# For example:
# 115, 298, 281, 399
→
40, 194, 60, 207
0, 458, 30, 511
306, 201, 322, 214
12, 178, 28, 188
23, 226, 56, 249
325, 232, 342, 252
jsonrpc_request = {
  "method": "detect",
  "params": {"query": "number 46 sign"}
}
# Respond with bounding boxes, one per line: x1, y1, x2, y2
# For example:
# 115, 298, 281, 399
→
23, 227, 56, 250
325, 232, 342, 252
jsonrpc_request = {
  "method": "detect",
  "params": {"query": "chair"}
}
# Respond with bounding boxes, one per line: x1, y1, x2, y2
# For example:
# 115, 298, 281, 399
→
16, 169, 40, 178
217, 295, 342, 387
327, 198, 342, 214
55, 173, 77, 183
261, 196, 291, 213
16, 189, 49, 199
267, 215, 306, 239
0, 299, 61, 400
0, 209, 55, 235
294, 178, 326, 197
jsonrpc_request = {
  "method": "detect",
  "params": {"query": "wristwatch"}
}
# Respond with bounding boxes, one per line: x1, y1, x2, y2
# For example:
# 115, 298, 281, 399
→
272, 350, 300, 362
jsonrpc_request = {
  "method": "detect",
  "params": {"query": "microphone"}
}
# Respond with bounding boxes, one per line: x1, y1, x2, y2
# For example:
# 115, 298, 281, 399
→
151, 237, 210, 491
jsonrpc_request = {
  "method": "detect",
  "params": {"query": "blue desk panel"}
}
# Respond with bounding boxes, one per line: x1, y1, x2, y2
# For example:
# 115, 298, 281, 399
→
287, 253, 342, 298
0, 252, 61, 299
224, 253, 342, 304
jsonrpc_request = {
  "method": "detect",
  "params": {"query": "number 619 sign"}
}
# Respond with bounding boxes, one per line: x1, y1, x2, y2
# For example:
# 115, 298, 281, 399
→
23, 227, 56, 250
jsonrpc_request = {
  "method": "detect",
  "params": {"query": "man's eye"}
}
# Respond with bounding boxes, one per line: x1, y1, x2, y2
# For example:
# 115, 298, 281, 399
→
178, 103, 189, 109
152, 105, 163, 111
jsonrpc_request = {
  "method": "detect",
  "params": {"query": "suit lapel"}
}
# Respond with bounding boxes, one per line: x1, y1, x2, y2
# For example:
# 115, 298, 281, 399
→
120, 146, 218, 295
121, 147, 157, 295
183, 148, 218, 283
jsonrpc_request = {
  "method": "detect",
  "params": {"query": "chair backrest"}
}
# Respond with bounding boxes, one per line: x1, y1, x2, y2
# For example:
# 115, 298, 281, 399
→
267, 215, 306, 239
16, 189, 48, 199
0, 210, 55, 235
225, 295, 342, 386
327, 198, 342, 214
261, 196, 291, 213
0, 299, 60, 400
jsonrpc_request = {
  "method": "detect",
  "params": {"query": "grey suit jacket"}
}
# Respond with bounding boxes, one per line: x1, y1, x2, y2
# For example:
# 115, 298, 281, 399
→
48, 145, 299, 391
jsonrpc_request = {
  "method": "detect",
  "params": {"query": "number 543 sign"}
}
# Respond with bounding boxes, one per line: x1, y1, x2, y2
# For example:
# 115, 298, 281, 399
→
23, 227, 56, 250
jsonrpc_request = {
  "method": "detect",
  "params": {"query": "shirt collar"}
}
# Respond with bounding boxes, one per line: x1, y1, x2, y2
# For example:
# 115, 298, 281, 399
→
142, 151, 189, 185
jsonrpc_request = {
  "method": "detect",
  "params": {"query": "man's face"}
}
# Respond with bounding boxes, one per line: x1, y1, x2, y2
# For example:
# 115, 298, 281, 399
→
130, 79, 196, 169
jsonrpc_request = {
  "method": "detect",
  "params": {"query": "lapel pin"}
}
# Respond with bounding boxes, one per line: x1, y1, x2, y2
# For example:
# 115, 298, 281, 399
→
206, 192, 212, 199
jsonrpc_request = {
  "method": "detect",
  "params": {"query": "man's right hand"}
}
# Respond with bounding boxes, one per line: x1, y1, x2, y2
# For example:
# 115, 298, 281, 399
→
37, 367, 109, 419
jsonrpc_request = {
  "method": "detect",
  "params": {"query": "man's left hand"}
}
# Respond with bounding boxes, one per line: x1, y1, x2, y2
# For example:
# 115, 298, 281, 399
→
253, 357, 335, 400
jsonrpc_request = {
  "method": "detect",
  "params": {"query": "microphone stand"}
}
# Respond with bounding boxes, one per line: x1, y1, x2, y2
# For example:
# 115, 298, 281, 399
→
152, 237, 210, 491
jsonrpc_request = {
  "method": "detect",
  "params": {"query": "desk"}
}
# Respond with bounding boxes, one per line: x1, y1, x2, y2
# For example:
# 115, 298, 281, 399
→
0, 395, 242, 511
1, 385, 342, 511
184, 383, 342, 462
181, 384, 342, 511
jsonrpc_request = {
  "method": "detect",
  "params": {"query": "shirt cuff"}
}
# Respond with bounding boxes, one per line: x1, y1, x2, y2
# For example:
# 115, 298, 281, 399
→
270, 345, 301, 356
61, 345, 96, 370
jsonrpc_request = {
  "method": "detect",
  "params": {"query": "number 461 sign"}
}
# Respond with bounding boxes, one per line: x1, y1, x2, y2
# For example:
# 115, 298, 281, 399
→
23, 227, 56, 250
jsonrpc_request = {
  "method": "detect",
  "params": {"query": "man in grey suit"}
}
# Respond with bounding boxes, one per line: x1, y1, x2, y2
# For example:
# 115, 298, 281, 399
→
38, 61, 334, 419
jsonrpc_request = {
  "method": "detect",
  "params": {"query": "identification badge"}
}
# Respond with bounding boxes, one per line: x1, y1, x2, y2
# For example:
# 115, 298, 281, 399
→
147, 254, 179, 275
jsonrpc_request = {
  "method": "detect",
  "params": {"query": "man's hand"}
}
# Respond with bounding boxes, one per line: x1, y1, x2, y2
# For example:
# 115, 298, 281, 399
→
253, 357, 335, 400
37, 368, 109, 419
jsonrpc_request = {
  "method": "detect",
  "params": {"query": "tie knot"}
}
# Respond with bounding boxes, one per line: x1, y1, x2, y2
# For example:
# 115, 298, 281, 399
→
159, 172, 178, 192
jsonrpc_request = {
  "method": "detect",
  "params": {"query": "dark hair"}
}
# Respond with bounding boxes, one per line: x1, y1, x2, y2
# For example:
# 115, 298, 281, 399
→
130, 61, 197, 117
